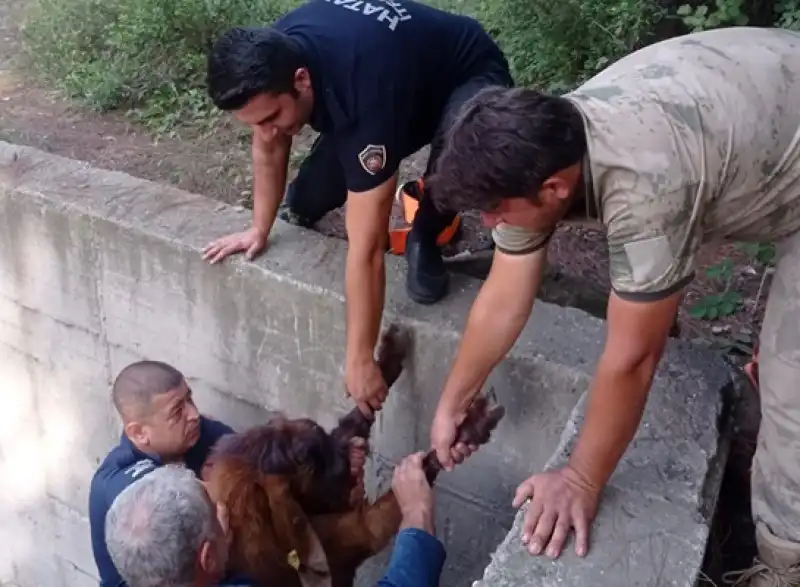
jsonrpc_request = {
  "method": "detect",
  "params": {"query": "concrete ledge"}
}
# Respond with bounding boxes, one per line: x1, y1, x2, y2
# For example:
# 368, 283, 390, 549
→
0, 141, 735, 587
474, 342, 739, 587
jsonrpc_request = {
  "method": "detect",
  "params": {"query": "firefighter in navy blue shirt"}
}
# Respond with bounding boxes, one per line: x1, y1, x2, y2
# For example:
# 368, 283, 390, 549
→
88, 360, 235, 587
202, 0, 513, 417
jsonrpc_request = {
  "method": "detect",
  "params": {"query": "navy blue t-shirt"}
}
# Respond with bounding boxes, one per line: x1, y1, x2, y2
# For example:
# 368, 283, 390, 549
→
88, 416, 234, 587
274, 0, 509, 193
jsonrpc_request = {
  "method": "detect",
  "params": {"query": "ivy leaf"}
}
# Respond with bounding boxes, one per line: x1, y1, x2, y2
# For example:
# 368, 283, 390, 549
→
688, 304, 708, 319
757, 246, 776, 265
707, 305, 720, 320
676, 3, 692, 15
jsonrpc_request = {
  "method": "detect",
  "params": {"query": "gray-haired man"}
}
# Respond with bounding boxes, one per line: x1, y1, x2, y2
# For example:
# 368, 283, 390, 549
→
105, 464, 239, 587
105, 454, 449, 587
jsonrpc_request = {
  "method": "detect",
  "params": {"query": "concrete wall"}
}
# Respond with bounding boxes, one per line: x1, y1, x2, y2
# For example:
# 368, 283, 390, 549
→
0, 141, 735, 587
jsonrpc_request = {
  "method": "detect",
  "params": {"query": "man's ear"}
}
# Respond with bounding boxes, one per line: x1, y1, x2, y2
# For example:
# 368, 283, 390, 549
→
124, 421, 147, 445
294, 67, 311, 91
539, 175, 572, 203
197, 538, 225, 578
540, 163, 582, 203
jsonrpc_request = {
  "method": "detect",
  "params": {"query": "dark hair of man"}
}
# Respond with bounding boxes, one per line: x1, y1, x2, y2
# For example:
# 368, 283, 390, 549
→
112, 360, 185, 418
207, 26, 308, 111
428, 86, 587, 213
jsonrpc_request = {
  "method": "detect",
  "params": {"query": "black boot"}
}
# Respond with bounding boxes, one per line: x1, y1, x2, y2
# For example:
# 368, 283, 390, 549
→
277, 199, 316, 229
279, 134, 348, 229
405, 227, 449, 305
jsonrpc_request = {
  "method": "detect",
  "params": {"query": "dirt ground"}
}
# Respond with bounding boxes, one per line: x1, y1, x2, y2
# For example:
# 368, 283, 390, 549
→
0, 0, 766, 581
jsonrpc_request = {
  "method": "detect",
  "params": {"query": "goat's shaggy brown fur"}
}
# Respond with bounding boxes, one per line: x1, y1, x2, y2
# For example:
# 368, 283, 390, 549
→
202, 324, 505, 587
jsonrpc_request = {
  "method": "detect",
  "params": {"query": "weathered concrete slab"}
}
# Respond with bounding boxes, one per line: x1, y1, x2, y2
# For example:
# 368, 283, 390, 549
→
0, 140, 736, 587
473, 342, 739, 587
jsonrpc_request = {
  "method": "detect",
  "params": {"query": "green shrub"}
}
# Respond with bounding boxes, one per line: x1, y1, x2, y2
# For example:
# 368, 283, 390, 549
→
21, 0, 667, 132
471, 0, 667, 92
22, 0, 296, 132
775, 0, 800, 29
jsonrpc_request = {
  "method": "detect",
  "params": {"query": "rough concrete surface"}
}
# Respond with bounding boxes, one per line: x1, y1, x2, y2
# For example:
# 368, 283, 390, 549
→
474, 342, 738, 587
0, 140, 735, 587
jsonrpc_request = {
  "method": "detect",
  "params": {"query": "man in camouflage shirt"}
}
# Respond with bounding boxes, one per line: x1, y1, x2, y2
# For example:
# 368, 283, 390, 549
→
426, 26, 800, 585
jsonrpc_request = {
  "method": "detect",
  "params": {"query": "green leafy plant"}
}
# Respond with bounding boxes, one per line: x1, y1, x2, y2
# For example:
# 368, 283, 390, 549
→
704, 257, 734, 282
736, 242, 777, 267
689, 290, 743, 320
775, 0, 800, 29
689, 241, 776, 327
22, 0, 295, 133
675, 0, 748, 32
466, 0, 665, 91
23, 0, 669, 135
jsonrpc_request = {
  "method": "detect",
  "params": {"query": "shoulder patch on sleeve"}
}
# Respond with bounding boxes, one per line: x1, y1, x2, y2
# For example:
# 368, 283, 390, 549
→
622, 235, 674, 285
358, 144, 386, 175
123, 458, 157, 480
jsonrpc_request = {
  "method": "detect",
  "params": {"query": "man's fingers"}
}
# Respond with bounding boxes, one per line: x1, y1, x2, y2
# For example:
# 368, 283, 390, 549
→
202, 238, 223, 254
202, 242, 221, 260
520, 497, 542, 545
450, 442, 470, 465
529, 509, 557, 555
544, 518, 571, 559
356, 399, 373, 417
209, 244, 236, 264
408, 451, 425, 468
435, 446, 454, 472
572, 507, 590, 557
512, 480, 535, 509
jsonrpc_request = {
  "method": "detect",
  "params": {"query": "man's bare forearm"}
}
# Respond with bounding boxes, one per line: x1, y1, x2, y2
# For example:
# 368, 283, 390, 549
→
251, 133, 291, 235
345, 247, 385, 365
567, 353, 660, 490
438, 250, 546, 415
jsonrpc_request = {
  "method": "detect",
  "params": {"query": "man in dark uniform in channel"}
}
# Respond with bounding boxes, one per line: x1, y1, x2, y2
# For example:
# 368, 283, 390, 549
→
204, 0, 513, 414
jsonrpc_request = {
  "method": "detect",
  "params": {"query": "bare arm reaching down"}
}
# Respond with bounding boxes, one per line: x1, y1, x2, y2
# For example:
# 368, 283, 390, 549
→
431, 246, 547, 469
343, 174, 397, 416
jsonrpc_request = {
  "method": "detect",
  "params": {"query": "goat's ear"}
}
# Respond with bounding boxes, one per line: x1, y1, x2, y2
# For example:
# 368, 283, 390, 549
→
260, 475, 331, 586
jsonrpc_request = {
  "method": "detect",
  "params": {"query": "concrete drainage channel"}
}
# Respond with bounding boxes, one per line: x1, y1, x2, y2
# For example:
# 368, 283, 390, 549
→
0, 141, 738, 587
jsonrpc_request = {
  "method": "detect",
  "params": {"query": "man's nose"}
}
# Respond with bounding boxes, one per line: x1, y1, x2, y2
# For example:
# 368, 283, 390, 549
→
186, 401, 200, 421
256, 124, 279, 143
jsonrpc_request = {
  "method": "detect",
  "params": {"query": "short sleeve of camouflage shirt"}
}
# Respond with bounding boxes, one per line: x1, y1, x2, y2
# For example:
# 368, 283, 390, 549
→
491, 223, 553, 255
605, 184, 701, 300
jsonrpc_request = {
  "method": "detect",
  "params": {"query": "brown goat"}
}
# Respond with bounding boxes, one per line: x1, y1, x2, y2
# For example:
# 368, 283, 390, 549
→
202, 324, 505, 587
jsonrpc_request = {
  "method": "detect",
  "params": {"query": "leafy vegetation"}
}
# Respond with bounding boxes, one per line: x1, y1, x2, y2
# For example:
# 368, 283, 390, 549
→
20, 0, 800, 134
21, 0, 295, 134
449, 0, 667, 92
17, 0, 667, 133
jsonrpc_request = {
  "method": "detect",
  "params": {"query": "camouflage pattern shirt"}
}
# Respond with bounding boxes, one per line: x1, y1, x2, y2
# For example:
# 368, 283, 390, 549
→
493, 27, 800, 301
